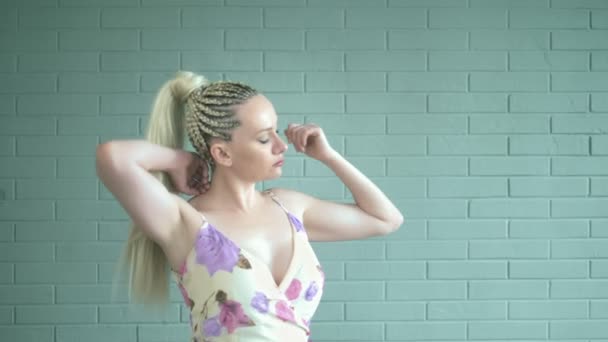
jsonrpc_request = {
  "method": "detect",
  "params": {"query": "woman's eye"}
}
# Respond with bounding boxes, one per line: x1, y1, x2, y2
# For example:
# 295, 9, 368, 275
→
260, 129, 280, 143
259, 129, 280, 144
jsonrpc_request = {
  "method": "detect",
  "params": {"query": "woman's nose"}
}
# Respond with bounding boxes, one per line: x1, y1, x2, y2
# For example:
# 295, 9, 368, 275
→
275, 138, 288, 153
280, 140, 288, 152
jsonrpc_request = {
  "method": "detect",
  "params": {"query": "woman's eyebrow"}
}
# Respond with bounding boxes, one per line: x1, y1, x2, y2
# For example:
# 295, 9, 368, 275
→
256, 127, 274, 133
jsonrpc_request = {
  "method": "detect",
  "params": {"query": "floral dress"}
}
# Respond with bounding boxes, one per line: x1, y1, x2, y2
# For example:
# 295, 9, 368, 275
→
171, 189, 325, 341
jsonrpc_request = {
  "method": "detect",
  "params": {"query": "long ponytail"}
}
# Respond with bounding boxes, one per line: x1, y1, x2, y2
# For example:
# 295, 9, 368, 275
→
110, 71, 259, 311
110, 71, 208, 310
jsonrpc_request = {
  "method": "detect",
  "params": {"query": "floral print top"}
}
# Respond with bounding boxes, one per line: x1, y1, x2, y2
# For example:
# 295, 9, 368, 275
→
171, 189, 325, 341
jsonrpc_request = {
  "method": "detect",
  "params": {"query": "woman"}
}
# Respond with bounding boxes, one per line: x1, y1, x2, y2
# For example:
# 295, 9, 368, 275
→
95, 71, 404, 341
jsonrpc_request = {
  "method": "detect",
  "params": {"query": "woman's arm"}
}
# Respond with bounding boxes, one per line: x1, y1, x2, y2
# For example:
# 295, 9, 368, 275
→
95, 140, 190, 245
103, 139, 185, 172
272, 151, 404, 242
276, 123, 404, 242
323, 151, 403, 225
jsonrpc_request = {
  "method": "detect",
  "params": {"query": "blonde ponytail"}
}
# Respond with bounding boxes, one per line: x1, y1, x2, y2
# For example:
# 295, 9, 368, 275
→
111, 71, 208, 311
110, 71, 259, 311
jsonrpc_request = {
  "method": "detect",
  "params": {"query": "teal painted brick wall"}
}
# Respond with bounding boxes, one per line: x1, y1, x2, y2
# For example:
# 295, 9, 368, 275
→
1, 0, 607, 341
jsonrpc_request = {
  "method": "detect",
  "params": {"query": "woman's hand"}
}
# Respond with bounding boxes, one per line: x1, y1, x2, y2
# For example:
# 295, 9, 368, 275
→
284, 123, 337, 162
169, 150, 210, 196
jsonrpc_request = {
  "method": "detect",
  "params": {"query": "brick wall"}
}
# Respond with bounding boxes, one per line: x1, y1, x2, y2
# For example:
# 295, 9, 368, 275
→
1, 0, 607, 341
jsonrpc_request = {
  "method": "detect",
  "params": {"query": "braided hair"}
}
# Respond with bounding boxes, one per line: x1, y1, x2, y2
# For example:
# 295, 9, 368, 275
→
113, 73, 260, 309
183, 80, 258, 171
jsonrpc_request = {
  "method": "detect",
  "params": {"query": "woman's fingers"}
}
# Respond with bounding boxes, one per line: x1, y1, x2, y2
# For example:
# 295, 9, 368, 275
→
301, 127, 312, 151
285, 123, 306, 152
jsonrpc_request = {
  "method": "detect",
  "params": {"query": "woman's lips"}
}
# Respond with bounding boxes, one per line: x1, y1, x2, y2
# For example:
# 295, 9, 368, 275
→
273, 160, 284, 167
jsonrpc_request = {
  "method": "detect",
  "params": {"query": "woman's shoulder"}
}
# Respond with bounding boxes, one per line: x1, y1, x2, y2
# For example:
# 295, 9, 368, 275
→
263, 187, 316, 217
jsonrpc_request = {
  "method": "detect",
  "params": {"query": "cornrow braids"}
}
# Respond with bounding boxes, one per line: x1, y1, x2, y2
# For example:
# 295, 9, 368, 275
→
184, 80, 259, 170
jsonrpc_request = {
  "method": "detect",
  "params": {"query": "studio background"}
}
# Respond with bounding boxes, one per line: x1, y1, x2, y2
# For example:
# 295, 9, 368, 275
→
1, 0, 608, 341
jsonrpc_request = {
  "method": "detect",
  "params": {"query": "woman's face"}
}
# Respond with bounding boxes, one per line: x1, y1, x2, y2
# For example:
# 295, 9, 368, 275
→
216, 94, 289, 182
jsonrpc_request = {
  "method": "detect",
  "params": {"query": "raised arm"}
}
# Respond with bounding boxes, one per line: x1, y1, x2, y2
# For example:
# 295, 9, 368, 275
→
272, 151, 404, 242
277, 123, 404, 242
95, 140, 191, 247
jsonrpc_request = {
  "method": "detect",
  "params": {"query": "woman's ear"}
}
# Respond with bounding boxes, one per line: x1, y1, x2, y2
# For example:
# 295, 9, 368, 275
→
209, 143, 232, 167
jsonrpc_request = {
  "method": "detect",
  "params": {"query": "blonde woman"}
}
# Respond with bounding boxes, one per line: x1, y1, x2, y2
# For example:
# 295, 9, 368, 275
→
95, 71, 404, 341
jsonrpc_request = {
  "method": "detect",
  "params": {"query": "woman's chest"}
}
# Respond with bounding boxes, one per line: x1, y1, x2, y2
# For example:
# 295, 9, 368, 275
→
209, 219, 296, 287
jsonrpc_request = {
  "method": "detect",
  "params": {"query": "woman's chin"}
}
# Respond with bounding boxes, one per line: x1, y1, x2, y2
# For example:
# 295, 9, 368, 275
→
266, 168, 282, 179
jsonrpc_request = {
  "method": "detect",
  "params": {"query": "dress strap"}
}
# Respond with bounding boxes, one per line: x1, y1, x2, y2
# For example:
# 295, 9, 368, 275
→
189, 191, 290, 222
263, 189, 290, 215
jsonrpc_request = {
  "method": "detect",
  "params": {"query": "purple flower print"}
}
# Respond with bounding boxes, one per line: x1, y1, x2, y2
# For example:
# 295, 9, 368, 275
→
195, 225, 240, 276
288, 214, 304, 233
219, 299, 254, 333
203, 316, 222, 337
285, 278, 302, 301
304, 281, 318, 301
251, 291, 269, 313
